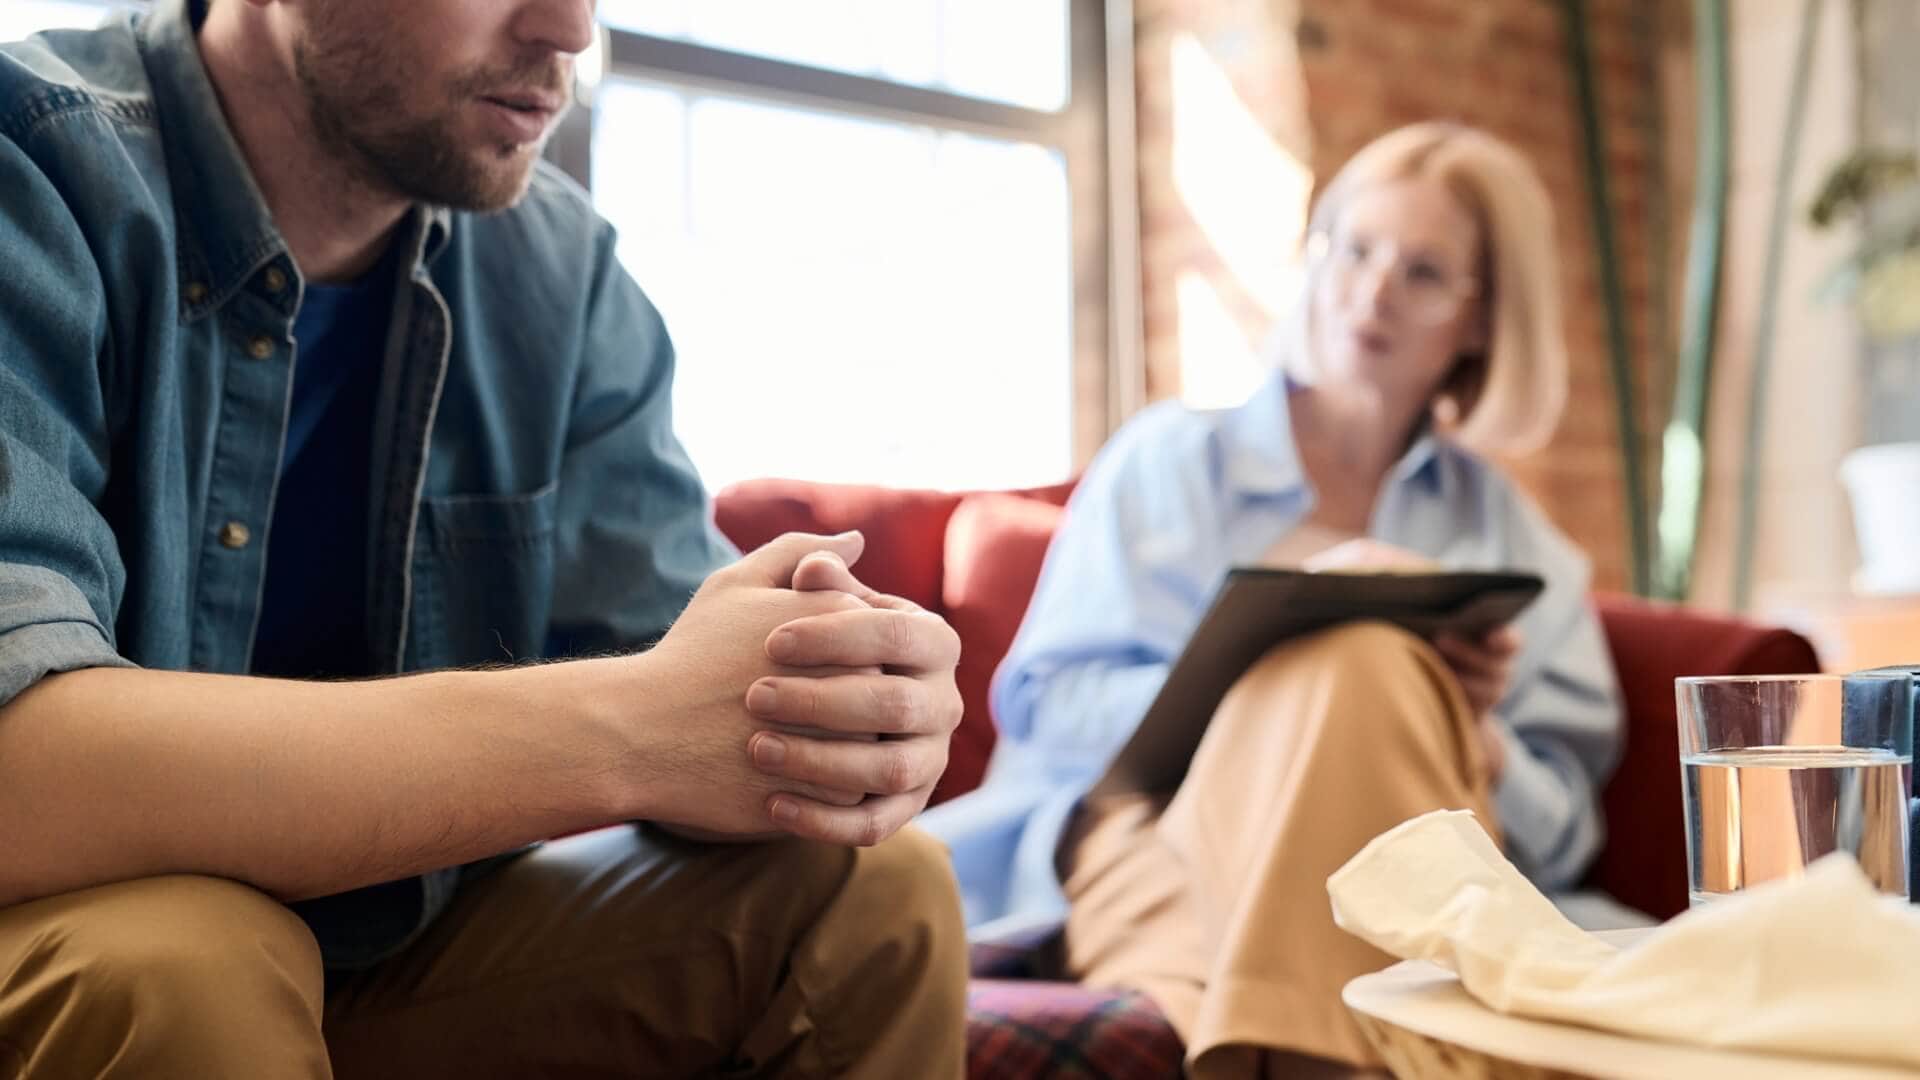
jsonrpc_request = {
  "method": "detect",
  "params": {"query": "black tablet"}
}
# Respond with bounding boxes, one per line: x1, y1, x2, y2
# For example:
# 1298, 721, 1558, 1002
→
1089, 567, 1546, 796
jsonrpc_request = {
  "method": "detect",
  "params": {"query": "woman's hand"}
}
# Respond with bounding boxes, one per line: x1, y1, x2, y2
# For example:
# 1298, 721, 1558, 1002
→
1434, 627, 1520, 784
1432, 626, 1519, 716
1301, 538, 1517, 783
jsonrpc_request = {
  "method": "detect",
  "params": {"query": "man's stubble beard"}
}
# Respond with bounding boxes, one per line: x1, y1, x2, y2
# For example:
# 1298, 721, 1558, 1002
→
291, 18, 549, 213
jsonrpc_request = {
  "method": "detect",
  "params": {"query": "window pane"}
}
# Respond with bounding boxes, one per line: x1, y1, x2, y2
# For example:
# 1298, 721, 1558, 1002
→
941, 0, 1070, 112
595, 0, 687, 39
0, 1, 117, 40
593, 79, 1073, 492
597, 0, 1066, 111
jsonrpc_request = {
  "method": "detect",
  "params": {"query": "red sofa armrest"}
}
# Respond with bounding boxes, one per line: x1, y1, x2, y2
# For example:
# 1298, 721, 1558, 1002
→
1588, 593, 1821, 919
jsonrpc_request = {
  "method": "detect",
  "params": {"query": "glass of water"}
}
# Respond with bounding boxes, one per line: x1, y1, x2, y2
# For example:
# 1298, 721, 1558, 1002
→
1677, 673, 1913, 907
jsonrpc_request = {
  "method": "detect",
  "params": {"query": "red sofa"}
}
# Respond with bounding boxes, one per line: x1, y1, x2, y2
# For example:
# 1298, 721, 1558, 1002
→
713, 477, 1822, 1076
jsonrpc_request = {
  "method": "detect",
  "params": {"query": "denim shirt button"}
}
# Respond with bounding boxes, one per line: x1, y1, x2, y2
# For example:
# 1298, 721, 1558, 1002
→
246, 335, 275, 360
183, 281, 208, 305
218, 521, 251, 549
262, 266, 289, 294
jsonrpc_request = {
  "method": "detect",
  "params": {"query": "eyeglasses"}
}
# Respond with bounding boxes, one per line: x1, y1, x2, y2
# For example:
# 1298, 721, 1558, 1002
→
1308, 230, 1480, 326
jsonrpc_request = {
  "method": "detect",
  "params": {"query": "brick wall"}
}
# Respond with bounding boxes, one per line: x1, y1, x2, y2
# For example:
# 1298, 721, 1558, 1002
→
1134, 0, 1680, 593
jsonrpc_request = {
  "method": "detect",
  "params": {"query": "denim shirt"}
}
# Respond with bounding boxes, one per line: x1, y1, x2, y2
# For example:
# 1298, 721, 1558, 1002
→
0, 0, 735, 965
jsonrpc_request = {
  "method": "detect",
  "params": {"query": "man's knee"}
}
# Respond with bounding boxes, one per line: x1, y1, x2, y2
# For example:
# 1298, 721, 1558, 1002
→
848, 827, 963, 923
2, 875, 325, 1073
59, 874, 320, 994
832, 827, 967, 973
819, 826, 968, 1047
730, 828, 963, 948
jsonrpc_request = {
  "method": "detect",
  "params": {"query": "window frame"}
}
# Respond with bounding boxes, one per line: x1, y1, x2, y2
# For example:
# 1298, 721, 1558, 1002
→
555, 0, 1140, 472
5, 0, 1143, 474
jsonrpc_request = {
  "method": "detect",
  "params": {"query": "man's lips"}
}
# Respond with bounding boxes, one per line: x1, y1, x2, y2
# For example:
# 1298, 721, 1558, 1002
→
482, 90, 565, 115
476, 91, 565, 143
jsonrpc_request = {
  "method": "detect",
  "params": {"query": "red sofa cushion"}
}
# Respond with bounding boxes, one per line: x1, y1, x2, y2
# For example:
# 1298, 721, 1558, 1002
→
712, 478, 962, 613
1587, 593, 1822, 919
939, 492, 1069, 803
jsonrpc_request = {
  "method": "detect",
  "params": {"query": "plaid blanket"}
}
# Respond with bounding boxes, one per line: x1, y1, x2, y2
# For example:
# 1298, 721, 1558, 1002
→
966, 979, 1183, 1079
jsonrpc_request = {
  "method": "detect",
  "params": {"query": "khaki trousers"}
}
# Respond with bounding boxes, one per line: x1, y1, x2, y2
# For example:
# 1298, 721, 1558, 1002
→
0, 825, 967, 1079
1060, 623, 1499, 1077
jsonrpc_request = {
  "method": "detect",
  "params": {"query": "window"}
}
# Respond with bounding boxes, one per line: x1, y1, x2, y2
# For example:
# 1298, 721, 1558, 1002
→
2, 2, 1119, 492
580, 3, 1112, 492
591, 85, 1075, 490
598, 0, 1070, 111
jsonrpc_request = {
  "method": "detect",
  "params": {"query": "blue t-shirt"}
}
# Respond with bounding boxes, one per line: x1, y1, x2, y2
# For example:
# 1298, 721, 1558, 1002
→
249, 258, 393, 679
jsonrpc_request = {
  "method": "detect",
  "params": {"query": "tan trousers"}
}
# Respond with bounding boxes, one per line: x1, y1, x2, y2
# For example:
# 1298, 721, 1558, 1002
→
0, 825, 967, 1079
1060, 622, 1500, 1077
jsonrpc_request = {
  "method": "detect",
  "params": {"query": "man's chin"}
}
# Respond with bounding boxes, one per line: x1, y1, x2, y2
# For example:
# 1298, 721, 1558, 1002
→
398, 144, 540, 213
469, 160, 541, 212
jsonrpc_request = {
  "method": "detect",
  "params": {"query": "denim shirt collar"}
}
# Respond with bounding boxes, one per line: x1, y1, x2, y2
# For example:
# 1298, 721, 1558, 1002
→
1221, 371, 1444, 502
137, 0, 450, 318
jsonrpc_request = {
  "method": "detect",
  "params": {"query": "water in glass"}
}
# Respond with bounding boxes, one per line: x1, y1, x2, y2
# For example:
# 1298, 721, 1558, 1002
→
1683, 744, 1912, 905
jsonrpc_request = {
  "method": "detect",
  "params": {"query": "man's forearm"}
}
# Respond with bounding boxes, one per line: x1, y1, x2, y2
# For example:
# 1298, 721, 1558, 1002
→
0, 659, 645, 908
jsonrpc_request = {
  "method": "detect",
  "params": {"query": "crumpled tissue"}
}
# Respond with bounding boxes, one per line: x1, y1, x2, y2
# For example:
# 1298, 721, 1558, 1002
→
1327, 809, 1920, 1071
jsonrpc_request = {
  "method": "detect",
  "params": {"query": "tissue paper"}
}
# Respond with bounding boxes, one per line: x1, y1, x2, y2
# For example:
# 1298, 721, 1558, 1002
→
1328, 809, 1920, 1070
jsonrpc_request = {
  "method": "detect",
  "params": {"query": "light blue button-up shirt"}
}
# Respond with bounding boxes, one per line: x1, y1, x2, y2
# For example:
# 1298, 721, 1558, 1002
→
919, 374, 1623, 939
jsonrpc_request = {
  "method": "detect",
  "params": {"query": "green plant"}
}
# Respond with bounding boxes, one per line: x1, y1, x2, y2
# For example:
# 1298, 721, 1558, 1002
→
1658, 0, 1730, 604
1732, 0, 1821, 612
1568, 0, 1728, 601
1562, 0, 1653, 597
1809, 147, 1920, 342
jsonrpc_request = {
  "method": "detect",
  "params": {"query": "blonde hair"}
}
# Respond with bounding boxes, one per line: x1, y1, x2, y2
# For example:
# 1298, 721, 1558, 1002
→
1283, 122, 1568, 455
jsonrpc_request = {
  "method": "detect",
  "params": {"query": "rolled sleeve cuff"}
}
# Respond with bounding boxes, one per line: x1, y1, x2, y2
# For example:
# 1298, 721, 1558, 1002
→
0, 564, 136, 708
1492, 725, 1600, 892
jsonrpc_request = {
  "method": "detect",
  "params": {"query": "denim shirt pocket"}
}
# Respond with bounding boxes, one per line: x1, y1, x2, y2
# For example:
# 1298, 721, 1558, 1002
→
409, 482, 558, 670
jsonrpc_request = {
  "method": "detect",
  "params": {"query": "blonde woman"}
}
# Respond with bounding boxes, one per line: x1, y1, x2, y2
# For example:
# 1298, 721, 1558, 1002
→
922, 122, 1623, 1077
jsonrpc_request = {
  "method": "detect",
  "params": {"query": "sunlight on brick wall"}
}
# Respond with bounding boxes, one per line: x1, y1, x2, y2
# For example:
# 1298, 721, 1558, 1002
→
1134, 0, 1674, 592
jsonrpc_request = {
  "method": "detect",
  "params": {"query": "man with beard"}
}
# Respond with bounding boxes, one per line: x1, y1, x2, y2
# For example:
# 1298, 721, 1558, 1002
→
0, 1, 968, 1076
